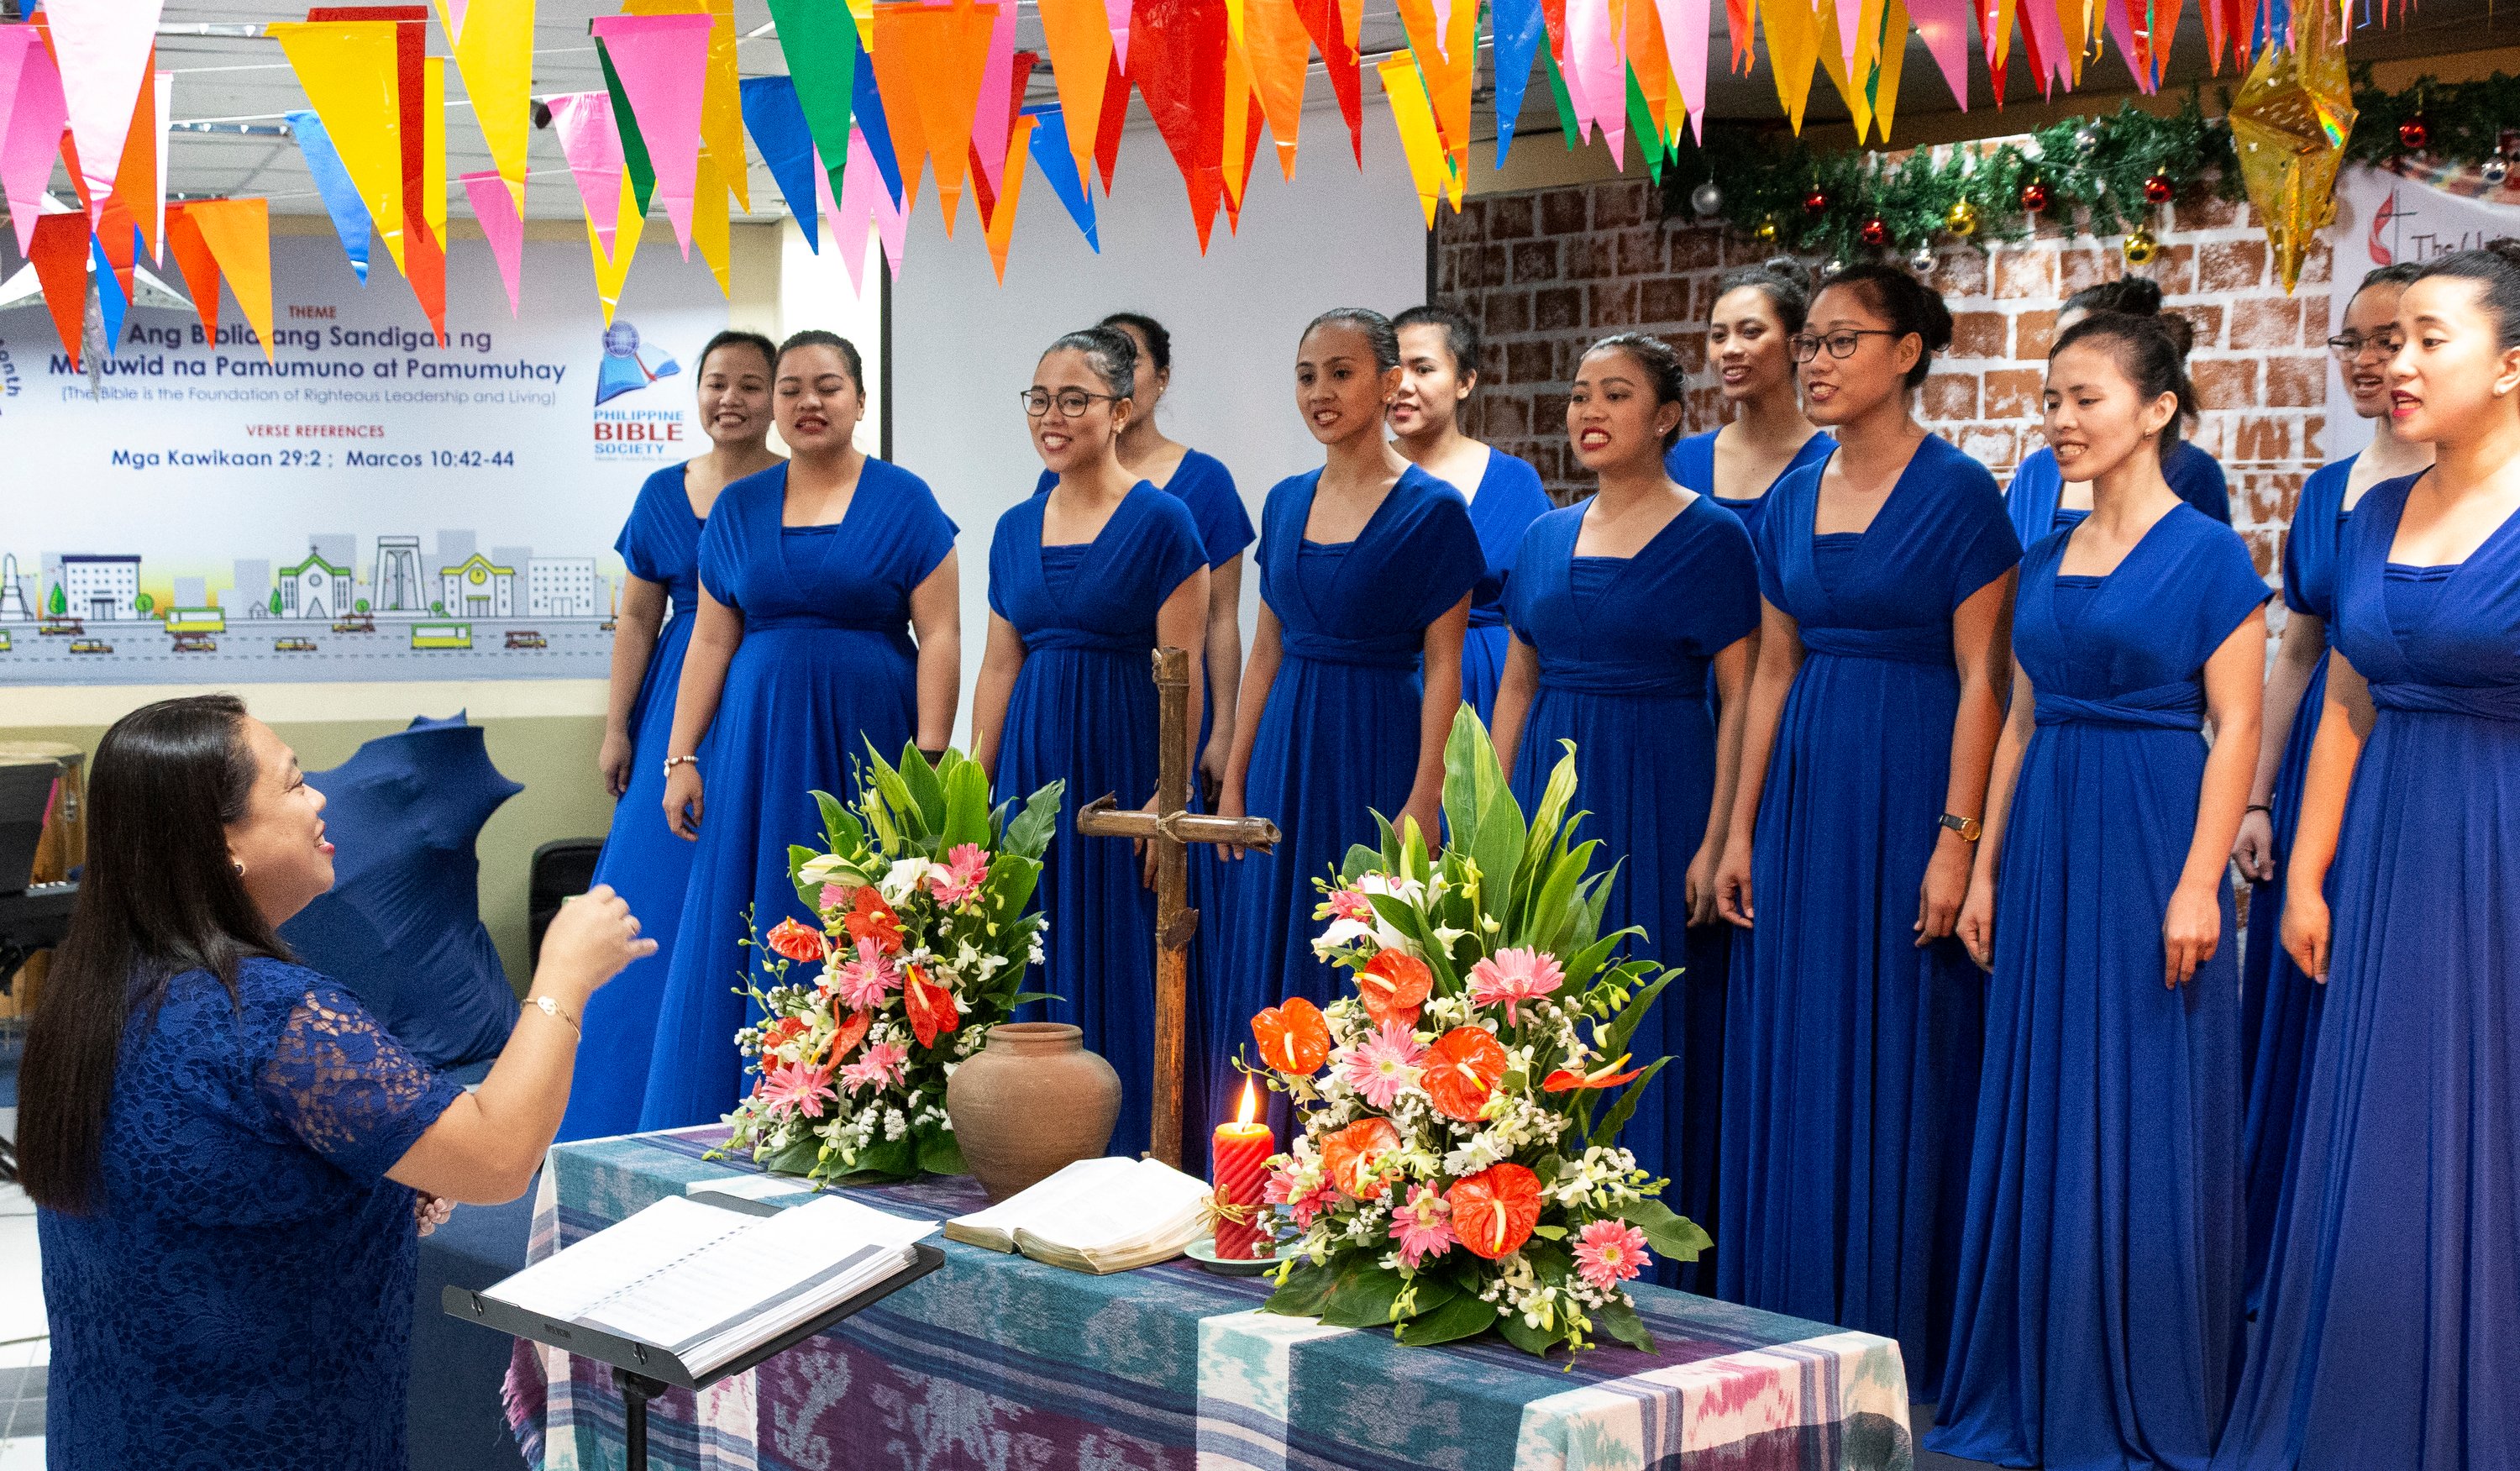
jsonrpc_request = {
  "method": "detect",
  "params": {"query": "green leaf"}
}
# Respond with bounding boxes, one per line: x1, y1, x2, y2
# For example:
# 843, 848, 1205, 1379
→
1010, 990, 1062, 1008
1262, 1258, 1340, 1317
1604, 964, 1682, 1059
1515, 742, 1580, 892
758, 1132, 821, 1177
1440, 707, 1527, 897
1002, 781, 1065, 860
899, 743, 948, 831
815, 790, 867, 855
850, 1130, 919, 1181
1587, 1054, 1670, 1151
1393, 1292, 1499, 1348
940, 756, 993, 850
788, 844, 826, 909
988, 852, 1043, 923
860, 743, 920, 845
1615, 1196, 1713, 1263
1591, 1295, 1656, 1353
1340, 843, 1383, 885
1494, 1306, 1561, 1357
1316, 1259, 1410, 1327
916, 1128, 967, 1178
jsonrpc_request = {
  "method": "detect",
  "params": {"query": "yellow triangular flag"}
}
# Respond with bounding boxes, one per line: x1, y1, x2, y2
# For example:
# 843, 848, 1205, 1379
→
1376, 54, 1446, 228
270, 20, 407, 270
707, 0, 746, 212
424, 56, 448, 249
1871, 0, 1908, 141
1814, 0, 1872, 141
592, 173, 646, 325
438, 0, 534, 205
692, 145, 732, 295
1760, 0, 1821, 132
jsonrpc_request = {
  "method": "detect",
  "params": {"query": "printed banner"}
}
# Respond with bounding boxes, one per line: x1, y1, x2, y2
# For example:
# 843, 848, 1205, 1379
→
2325, 165, 2520, 460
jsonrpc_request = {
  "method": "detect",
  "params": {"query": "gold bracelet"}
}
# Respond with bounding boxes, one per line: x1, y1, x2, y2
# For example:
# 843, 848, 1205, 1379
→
528, 994, 582, 1038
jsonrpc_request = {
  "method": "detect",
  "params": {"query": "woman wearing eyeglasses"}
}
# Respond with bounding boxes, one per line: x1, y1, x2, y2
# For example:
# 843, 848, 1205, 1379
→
1711, 264, 2019, 1400
2229, 263, 2432, 1308
974, 329, 1210, 1161
2003, 277, 2230, 547
638, 329, 962, 1130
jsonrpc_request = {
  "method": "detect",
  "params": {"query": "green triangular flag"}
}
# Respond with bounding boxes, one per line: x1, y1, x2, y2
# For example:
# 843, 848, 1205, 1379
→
1543, 49, 1583, 151
765, 0, 859, 201
597, 39, 659, 214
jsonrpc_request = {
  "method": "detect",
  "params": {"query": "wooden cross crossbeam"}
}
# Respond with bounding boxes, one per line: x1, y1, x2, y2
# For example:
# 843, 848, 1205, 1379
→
1073, 646, 1279, 1169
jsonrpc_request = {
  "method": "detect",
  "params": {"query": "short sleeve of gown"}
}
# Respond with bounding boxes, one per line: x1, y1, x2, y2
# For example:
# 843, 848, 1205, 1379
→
986, 497, 1032, 623
696, 482, 747, 612
616, 465, 682, 583
1142, 491, 1210, 602
1751, 461, 1817, 609
1692, 505, 1765, 654
2282, 463, 2343, 616
254, 969, 462, 1185
2192, 519, 2275, 650
884, 464, 961, 586
1177, 453, 1257, 568
1940, 457, 2024, 610
1411, 483, 1489, 623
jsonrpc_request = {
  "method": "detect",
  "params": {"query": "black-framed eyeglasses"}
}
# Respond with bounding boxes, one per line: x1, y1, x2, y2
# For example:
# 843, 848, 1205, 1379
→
1789, 329, 1903, 362
1021, 387, 1123, 418
2327, 330, 2404, 360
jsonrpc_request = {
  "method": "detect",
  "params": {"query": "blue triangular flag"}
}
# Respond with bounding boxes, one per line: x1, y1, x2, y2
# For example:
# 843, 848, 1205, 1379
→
1489, 0, 1546, 165
851, 48, 904, 208
90, 234, 129, 350
1024, 106, 1098, 252
286, 109, 371, 285
740, 76, 821, 253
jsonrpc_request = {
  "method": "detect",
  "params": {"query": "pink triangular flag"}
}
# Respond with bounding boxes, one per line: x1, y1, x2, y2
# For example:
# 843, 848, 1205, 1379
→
48, 0, 165, 228
857, 125, 906, 281
1906, 0, 1971, 105
2103, 0, 2155, 91
545, 91, 627, 258
590, 13, 711, 259
460, 169, 525, 315
1655, 0, 1709, 139
1567, 0, 1623, 160
442, 0, 470, 44
969, 0, 1016, 197
1105, 0, 1132, 71
811, 143, 866, 297
1, 29, 67, 256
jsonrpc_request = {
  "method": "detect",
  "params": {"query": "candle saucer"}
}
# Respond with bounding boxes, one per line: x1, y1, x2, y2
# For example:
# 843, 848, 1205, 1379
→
1184, 1237, 1299, 1276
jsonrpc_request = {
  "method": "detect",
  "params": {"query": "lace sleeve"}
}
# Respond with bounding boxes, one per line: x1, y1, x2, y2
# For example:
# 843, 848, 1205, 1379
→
256, 985, 465, 1185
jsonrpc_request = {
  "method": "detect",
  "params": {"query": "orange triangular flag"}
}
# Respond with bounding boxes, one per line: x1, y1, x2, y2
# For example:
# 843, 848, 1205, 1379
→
984, 113, 1035, 281
101, 56, 158, 262
166, 203, 224, 338
874, 0, 996, 237
182, 198, 275, 362
1037, 0, 1111, 181
869, 3, 936, 219
1232, 0, 1310, 179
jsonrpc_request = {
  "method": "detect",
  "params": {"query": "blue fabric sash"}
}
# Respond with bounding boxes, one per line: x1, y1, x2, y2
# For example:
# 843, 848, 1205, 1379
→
2034, 682, 2205, 731
1799, 625, 1951, 666
1021, 628, 1148, 654
1280, 632, 1422, 670
745, 613, 905, 633
2370, 680, 2520, 722
1538, 663, 1709, 699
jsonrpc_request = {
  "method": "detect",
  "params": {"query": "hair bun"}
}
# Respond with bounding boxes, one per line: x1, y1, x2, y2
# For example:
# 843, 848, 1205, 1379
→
2486, 238, 2520, 271
1761, 256, 1813, 290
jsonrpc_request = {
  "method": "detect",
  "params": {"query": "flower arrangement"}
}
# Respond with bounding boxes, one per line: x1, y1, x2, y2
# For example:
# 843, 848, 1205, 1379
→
717, 743, 1063, 1184
1249, 711, 1709, 1358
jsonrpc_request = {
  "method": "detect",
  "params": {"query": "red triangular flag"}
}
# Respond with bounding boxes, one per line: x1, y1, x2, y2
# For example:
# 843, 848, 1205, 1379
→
1093, 49, 1127, 192
1128, 0, 1228, 249
29, 213, 92, 371
1293, 0, 1362, 164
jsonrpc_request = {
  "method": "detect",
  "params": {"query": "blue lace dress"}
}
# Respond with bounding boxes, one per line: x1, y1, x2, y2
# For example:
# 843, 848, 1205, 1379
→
39, 957, 464, 1471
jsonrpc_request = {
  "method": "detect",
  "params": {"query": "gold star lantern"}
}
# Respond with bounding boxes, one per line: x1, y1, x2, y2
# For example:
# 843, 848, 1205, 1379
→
2227, 3, 2356, 293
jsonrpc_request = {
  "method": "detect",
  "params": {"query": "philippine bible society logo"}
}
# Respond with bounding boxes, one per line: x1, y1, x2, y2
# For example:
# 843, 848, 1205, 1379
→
590, 321, 687, 460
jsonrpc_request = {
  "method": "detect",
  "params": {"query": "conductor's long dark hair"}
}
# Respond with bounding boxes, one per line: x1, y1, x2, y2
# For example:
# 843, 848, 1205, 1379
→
18, 694, 288, 1213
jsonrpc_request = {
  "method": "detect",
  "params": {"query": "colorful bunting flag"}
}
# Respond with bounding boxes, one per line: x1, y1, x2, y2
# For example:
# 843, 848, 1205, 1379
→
970, 0, 1017, 197
593, 13, 712, 256
1026, 103, 1099, 249
285, 108, 372, 282
1, 29, 66, 255
852, 45, 905, 205
423, 56, 447, 248
29, 213, 91, 370
1378, 54, 1447, 226
739, 74, 821, 250
1908, 0, 1972, 106
172, 198, 276, 361
1231, 0, 1310, 178
766, 0, 861, 205
1131, 0, 1231, 249
460, 169, 526, 314
1490, 0, 1545, 161
1293, 0, 1363, 164
269, 21, 406, 269
982, 113, 1034, 281
435, 0, 532, 204
1036, 0, 1112, 185
46, 0, 164, 229
1092, 50, 1128, 191
859, 125, 909, 277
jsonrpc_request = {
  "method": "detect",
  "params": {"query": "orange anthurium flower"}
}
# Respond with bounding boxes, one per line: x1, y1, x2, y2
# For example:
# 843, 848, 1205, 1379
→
1447, 1162, 1543, 1259
1422, 1027, 1509, 1122
764, 917, 829, 963
828, 1008, 874, 1063
1318, 1116, 1402, 1200
902, 964, 959, 1048
761, 1016, 809, 1051
1541, 1054, 1647, 1092
845, 887, 906, 954
1252, 996, 1331, 1074
1355, 951, 1433, 1030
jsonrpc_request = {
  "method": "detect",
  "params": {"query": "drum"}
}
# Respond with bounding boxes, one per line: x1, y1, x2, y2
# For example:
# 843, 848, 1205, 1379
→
0, 740, 85, 1019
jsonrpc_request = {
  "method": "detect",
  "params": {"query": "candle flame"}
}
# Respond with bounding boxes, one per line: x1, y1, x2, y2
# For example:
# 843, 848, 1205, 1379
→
1237, 1078, 1259, 1127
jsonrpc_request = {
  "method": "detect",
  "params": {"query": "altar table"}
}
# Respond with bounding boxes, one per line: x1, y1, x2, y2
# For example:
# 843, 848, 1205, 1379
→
500, 1127, 1913, 1471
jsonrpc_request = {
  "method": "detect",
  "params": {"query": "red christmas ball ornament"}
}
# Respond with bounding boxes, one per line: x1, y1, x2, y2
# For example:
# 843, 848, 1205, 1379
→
1859, 217, 1889, 246
2019, 179, 2052, 213
2399, 116, 2430, 151
2143, 173, 2176, 204
1802, 187, 1830, 216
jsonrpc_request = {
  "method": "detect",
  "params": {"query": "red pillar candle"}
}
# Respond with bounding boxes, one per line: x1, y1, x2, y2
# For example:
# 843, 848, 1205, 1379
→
1212, 1079, 1276, 1260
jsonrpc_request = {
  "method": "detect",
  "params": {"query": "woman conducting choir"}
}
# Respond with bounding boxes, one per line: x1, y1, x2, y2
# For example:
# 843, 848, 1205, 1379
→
1489, 334, 1760, 1282
559, 329, 781, 1141
2229, 263, 2429, 1302
1930, 313, 2267, 1471
2005, 277, 2232, 543
2215, 244, 2520, 1471
974, 328, 1210, 1160
1664, 258, 1835, 544
1388, 304, 1552, 725
1711, 263, 2019, 1400
640, 330, 960, 1129
1212, 308, 1483, 1125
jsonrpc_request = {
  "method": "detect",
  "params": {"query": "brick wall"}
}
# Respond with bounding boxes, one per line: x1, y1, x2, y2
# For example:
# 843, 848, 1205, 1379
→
1436, 173, 2335, 580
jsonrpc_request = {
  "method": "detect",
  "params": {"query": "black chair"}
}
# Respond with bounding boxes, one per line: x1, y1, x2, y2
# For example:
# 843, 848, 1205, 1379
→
528, 838, 606, 969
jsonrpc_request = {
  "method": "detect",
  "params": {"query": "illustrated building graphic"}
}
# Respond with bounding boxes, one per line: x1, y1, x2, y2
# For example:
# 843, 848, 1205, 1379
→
277, 548, 352, 622
527, 558, 598, 618
373, 536, 426, 612
0, 554, 31, 621
441, 553, 516, 618
60, 555, 141, 622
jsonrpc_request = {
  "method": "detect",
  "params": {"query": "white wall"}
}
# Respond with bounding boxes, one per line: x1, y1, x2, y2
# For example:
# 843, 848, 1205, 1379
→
778, 218, 889, 456
886, 99, 1433, 741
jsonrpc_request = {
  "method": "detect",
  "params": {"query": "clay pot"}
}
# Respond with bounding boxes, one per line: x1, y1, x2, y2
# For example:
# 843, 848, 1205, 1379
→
946, 1022, 1121, 1200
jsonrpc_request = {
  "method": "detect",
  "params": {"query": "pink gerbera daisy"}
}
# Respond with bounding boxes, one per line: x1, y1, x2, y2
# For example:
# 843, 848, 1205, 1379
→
757, 1057, 836, 1120
1572, 1219, 1651, 1292
827, 940, 904, 1011
1263, 1164, 1336, 1230
928, 843, 990, 907
1388, 1184, 1457, 1269
1339, 1022, 1426, 1111
1319, 887, 1375, 924
1467, 947, 1566, 1025
838, 1040, 909, 1095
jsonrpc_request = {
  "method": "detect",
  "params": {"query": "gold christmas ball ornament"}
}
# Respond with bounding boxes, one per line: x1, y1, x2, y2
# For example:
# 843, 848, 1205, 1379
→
1756, 215, 1780, 243
1945, 197, 1980, 237
2122, 227, 2160, 265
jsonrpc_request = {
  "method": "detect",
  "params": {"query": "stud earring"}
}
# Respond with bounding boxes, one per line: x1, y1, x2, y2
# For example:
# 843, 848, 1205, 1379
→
233, 859, 246, 877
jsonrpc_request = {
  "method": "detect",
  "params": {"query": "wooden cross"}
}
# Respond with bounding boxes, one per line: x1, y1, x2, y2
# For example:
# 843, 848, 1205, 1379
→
1074, 645, 1280, 1169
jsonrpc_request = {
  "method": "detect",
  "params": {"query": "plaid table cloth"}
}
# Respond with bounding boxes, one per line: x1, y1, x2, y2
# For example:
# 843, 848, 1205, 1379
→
498, 1127, 1912, 1471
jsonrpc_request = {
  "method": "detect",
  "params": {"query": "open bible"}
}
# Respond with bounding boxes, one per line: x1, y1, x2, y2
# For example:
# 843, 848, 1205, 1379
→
942, 1156, 1214, 1273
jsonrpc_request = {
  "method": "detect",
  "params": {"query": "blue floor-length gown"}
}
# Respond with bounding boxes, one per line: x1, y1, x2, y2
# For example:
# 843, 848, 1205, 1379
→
1717, 434, 2021, 1401
1666, 428, 1837, 546
1504, 496, 1760, 1289
2236, 456, 2353, 1302
2213, 474, 2520, 1471
991, 484, 1206, 1160
560, 465, 711, 1141
1428, 446, 1551, 726
639, 460, 956, 1130
1929, 507, 2267, 1471
1209, 465, 1483, 1131
2007, 440, 2231, 545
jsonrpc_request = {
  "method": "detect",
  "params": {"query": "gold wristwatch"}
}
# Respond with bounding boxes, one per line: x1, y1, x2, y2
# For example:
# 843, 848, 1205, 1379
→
1939, 812, 1982, 843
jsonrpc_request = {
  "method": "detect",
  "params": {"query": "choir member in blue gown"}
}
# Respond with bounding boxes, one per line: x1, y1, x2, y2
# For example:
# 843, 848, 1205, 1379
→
559, 331, 781, 1142
1490, 334, 1761, 1290
2229, 264, 2432, 1302
2215, 245, 2520, 1471
1388, 304, 1552, 725
1213, 308, 1484, 1132
638, 331, 961, 1129
975, 328, 1210, 1162
1664, 257, 1835, 547
1931, 314, 2270, 1471
2007, 279, 2232, 543
1710, 264, 2020, 1401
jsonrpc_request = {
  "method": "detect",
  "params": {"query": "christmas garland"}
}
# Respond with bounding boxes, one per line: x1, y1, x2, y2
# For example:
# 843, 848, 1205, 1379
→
1656, 71, 2520, 265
